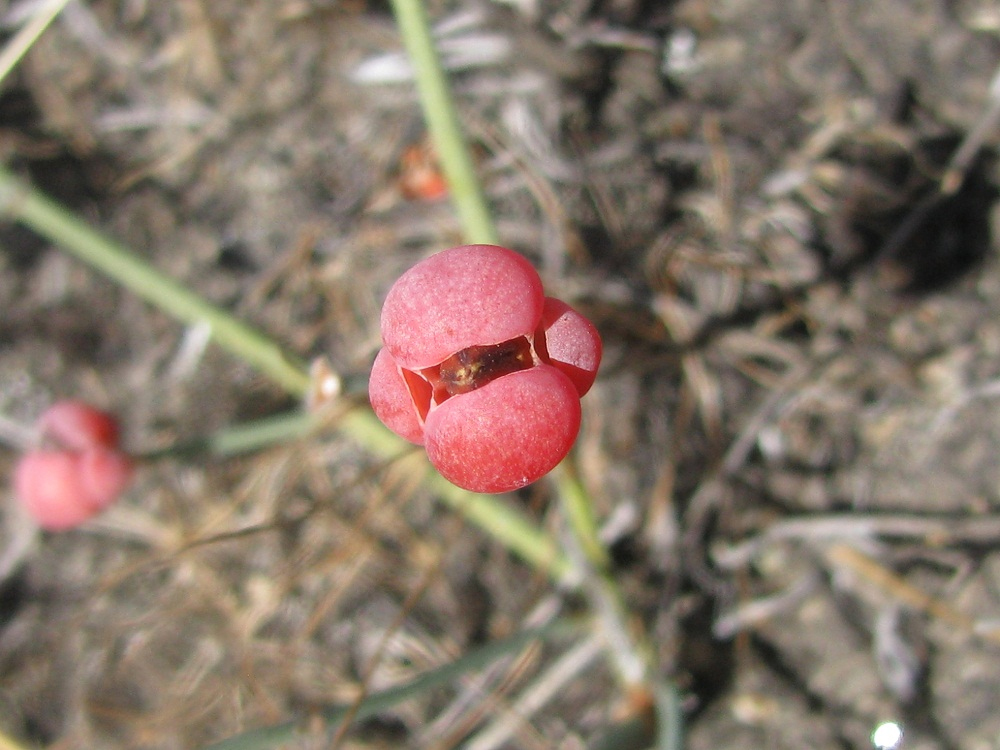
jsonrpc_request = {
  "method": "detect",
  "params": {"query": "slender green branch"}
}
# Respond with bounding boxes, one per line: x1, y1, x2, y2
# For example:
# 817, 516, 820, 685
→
588, 715, 654, 750
653, 680, 685, 750
0, 167, 311, 396
554, 459, 610, 571
555, 466, 660, 722
388, 8, 678, 741
146, 405, 573, 580
1, 4, 678, 745
389, 0, 499, 245
586, 682, 682, 750
137, 411, 322, 461
0, 0, 72, 89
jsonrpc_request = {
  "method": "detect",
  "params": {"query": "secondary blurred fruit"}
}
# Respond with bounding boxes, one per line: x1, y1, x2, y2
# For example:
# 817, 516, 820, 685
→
13, 401, 133, 531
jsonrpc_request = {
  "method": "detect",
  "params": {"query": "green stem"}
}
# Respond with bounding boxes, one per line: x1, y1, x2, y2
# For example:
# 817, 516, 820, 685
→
555, 460, 610, 571
555, 467, 656, 702
137, 411, 322, 461
388, 5, 666, 723
588, 715, 654, 750
137, 404, 571, 581
653, 680, 685, 750
0, 168, 311, 396
587, 682, 683, 750
144, 404, 573, 580
389, 0, 499, 245
0, 0, 73, 89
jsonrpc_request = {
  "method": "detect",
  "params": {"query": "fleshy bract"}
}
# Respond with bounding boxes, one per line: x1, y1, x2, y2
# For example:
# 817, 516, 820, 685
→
423, 366, 581, 493
381, 244, 544, 369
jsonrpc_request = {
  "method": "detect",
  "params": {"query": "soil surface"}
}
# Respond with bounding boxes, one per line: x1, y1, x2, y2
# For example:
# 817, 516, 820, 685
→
2, 1, 1000, 748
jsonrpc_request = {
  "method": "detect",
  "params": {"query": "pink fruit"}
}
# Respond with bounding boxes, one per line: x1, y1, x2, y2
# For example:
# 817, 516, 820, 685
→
39, 400, 120, 451
12, 401, 133, 530
370, 245, 602, 493
14, 449, 133, 531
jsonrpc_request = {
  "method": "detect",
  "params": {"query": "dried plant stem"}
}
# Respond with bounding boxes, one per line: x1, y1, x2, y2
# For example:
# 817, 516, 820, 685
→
465, 632, 605, 750
715, 512, 1000, 570
825, 544, 1000, 644
389, 0, 499, 245
941, 62, 1000, 194
203, 619, 580, 750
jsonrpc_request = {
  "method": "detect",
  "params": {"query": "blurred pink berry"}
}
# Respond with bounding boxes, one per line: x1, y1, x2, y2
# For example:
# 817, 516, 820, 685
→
370, 244, 602, 493
14, 449, 133, 531
12, 401, 133, 530
38, 399, 120, 451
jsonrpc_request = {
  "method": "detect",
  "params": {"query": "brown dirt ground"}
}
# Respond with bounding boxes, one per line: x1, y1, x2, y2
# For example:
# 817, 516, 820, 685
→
2, 0, 1000, 748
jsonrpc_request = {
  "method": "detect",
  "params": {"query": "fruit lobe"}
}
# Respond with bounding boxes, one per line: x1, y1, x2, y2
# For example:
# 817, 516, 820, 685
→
369, 346, 427, 445
423, 366, 581, 494
534, 298, 602, 397
380, 244, 544, 369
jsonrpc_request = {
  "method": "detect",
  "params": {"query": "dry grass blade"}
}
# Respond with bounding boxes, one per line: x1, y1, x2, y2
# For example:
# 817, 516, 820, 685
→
463, 632, 604, 750
716, 513, 1000, 570
202, 619, 580, 750
824, 545, 1000, 646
